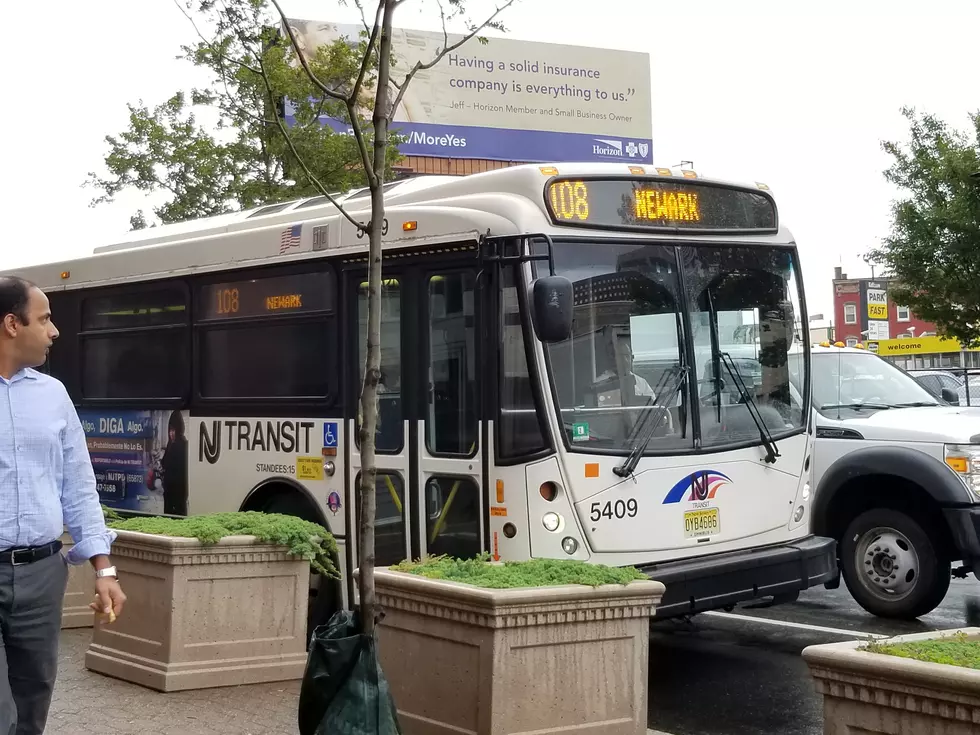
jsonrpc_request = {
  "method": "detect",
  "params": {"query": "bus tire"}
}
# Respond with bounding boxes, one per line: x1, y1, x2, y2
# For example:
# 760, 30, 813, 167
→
839, 508, 950, 620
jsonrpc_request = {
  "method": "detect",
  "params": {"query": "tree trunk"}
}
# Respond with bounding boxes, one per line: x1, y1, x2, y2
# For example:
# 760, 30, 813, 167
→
357, 0, 396, 638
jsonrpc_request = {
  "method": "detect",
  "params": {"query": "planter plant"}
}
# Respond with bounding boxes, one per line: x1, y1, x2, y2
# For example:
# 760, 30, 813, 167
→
85, 511, 338, 692
349, 554, 665, 735
802, 627, 980, 734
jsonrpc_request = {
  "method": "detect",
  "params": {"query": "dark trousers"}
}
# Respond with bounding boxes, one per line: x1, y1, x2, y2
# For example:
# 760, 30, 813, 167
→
0, 551, 68, 735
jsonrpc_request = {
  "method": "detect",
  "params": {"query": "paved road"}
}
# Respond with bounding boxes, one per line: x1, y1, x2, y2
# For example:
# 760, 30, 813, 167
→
646, 577, 980, 735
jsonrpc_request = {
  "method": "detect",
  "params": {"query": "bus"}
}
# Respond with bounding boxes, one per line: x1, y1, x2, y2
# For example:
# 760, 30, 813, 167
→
8, 162, 837, 628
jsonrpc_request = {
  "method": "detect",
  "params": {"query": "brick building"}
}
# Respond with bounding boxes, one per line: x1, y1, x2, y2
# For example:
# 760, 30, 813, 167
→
394, 156, 525, 177
831, 266, 980, 370
831, 267, 937, 347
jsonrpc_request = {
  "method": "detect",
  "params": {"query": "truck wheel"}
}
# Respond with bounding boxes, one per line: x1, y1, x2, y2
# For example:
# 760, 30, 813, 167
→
840, 508, 950, 620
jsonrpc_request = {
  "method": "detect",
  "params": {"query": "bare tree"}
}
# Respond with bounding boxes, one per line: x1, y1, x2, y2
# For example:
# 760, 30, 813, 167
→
249, 0, 516, 635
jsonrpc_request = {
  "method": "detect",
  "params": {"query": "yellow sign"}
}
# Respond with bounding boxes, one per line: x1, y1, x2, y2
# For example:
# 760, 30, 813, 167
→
296, 456, 324, 481
866, 287, 888, 320
867, 304, 888, 319
875, 335, 967, 356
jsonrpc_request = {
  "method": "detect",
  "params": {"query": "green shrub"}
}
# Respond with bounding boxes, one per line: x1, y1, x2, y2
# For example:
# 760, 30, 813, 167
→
861, 630, 980, 669
101, 505, 123, 523
390, 553, 647, 589
107, 511, 338, 578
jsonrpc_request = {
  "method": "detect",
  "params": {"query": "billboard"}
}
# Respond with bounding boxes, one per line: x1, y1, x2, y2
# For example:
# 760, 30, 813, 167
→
283, 19, 653, 164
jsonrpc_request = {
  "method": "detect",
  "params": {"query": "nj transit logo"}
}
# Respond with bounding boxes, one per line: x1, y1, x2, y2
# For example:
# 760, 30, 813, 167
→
662, 471, 732, 504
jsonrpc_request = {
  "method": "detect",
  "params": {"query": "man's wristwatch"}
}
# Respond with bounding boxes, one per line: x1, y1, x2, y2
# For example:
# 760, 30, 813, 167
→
95, 566, 118, 579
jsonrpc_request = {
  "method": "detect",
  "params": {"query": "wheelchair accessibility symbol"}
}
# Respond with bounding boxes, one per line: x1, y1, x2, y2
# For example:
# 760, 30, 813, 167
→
323, 422, 338, 449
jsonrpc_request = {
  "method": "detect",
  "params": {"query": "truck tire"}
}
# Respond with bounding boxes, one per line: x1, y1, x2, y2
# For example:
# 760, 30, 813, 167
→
840, 508, 950, 620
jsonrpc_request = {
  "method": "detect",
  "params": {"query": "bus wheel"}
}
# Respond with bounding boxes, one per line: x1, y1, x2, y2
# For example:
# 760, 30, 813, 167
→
840, 508, 950, 620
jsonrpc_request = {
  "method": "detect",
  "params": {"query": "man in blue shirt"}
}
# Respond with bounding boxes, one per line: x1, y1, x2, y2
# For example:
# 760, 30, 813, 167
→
0, 276, 126, 735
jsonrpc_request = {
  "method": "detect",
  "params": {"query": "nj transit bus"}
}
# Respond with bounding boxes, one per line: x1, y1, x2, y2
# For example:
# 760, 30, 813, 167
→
6, 163, 837, 626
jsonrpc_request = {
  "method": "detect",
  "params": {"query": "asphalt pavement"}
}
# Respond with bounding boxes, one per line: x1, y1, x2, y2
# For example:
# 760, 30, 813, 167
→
645, 577, 980, 735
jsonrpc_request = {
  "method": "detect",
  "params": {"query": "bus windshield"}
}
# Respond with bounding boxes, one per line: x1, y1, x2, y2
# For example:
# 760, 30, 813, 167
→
538, 239, 807, 454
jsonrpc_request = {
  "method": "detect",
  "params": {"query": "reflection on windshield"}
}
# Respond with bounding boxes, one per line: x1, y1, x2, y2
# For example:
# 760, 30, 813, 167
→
539, 240, 808, 454
811, 353, 940, 412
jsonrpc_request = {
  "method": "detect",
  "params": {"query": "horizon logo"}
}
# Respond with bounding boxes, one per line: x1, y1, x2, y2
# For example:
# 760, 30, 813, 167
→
593, 138, 624, 157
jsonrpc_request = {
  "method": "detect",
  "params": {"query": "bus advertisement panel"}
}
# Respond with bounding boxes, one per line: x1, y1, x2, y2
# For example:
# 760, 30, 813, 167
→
78, 408, 188, 516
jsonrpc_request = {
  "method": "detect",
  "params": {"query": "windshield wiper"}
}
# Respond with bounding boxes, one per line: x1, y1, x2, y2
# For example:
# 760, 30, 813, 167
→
719, 352, 780, 464
890, 401, 940, 408
613, 365, 687, 478
820, 402, 891, 411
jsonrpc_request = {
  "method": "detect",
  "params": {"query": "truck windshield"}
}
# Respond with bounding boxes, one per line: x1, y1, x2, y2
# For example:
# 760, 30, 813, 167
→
538, 239, 807, 454
812, 352, 941, 414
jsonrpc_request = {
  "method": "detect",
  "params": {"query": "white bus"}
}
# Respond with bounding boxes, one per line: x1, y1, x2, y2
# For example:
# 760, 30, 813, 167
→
9, 163, 836, 628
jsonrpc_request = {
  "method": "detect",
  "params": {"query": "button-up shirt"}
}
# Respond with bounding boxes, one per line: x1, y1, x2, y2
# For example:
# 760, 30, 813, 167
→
0, 368, 116, 564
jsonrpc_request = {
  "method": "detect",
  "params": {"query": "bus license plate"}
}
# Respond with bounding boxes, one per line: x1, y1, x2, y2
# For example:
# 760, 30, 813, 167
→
684, 508, 720, 538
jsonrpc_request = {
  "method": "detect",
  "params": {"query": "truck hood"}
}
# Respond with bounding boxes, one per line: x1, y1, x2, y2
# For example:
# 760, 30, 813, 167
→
828, 406, 980, 443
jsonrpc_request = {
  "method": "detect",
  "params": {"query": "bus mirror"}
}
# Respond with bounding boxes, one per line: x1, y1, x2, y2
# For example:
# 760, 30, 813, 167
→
531, 276, 573, 343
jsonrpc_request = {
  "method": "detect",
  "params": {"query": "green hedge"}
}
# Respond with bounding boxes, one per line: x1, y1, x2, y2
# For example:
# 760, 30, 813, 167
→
105, 510, 339, 578
390, 553, 647, 589
862, 631, 980, 669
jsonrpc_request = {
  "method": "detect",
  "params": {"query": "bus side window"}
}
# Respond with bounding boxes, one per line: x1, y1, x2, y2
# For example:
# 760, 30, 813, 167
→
426, 272, 477, 457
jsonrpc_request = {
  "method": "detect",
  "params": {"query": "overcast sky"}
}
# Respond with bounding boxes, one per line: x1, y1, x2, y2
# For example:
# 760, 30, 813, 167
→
2, 0, 975, 320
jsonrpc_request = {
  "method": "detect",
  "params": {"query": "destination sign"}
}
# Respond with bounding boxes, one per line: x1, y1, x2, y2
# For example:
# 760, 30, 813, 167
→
198, 271, 332, 321
545, 178, 777, 232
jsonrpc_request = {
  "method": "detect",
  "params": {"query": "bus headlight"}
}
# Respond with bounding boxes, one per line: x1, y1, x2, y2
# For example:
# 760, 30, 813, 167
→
542, 512, 561, 532
801, 483, 810, 501
561, 537, 579, 555
793, 505, 805, 523
945, 444, 980, 499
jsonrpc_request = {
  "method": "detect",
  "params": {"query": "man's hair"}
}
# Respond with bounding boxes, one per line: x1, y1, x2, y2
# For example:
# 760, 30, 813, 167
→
0, 276, 36, 326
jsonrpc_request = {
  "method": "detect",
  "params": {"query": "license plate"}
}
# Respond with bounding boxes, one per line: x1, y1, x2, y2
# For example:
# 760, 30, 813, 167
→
684, 508, 720, 539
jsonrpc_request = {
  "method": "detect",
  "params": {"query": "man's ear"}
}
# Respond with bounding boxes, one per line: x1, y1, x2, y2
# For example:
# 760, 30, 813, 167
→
1, 313, 18, 338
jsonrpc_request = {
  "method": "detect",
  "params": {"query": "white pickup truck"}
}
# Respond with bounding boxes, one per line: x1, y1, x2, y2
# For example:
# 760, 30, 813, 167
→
806, 342, 980, 619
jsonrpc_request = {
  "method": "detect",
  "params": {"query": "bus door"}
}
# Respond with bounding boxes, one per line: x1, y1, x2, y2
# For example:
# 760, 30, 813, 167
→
344, 258, 485, 593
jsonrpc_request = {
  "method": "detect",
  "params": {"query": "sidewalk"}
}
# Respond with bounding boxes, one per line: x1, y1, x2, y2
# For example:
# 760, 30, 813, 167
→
48, 628, 672, 734
48, 629, 300, 734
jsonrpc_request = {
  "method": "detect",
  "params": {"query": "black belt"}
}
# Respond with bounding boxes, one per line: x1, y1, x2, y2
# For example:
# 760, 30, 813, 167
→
0, 540, 62, 566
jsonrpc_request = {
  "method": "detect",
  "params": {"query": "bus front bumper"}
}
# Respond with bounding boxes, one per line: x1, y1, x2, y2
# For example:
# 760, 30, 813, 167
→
636, 535, 838, 619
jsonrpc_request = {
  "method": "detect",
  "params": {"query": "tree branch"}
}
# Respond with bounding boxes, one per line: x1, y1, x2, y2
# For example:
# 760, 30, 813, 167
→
172, 0, 261, 76
347, 98, 378, 189
390, 0, 516, 116
268, 0, 348, 102
350, 1, 384, 108
254, 46, 366, 231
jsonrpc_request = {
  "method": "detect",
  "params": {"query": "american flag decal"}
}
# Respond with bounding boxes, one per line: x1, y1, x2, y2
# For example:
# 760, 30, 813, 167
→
279, 224, 302, 254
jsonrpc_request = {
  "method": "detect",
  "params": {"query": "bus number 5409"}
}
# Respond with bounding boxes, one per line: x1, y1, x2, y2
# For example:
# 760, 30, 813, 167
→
590, 499, 638, 522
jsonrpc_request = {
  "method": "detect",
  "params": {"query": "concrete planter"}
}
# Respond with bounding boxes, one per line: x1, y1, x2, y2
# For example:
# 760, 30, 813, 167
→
802, 627, 980, 734
369, 566, 665, 735
85, 530, 310, 692
60, 530, 95, 629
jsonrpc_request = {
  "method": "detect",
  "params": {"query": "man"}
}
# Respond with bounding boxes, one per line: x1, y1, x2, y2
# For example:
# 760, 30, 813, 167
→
0, 276, 126, 735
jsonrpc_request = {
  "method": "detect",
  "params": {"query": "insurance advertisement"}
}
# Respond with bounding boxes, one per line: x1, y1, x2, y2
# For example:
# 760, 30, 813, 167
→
78, 409, 189, 516
282, 18, 653, 163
